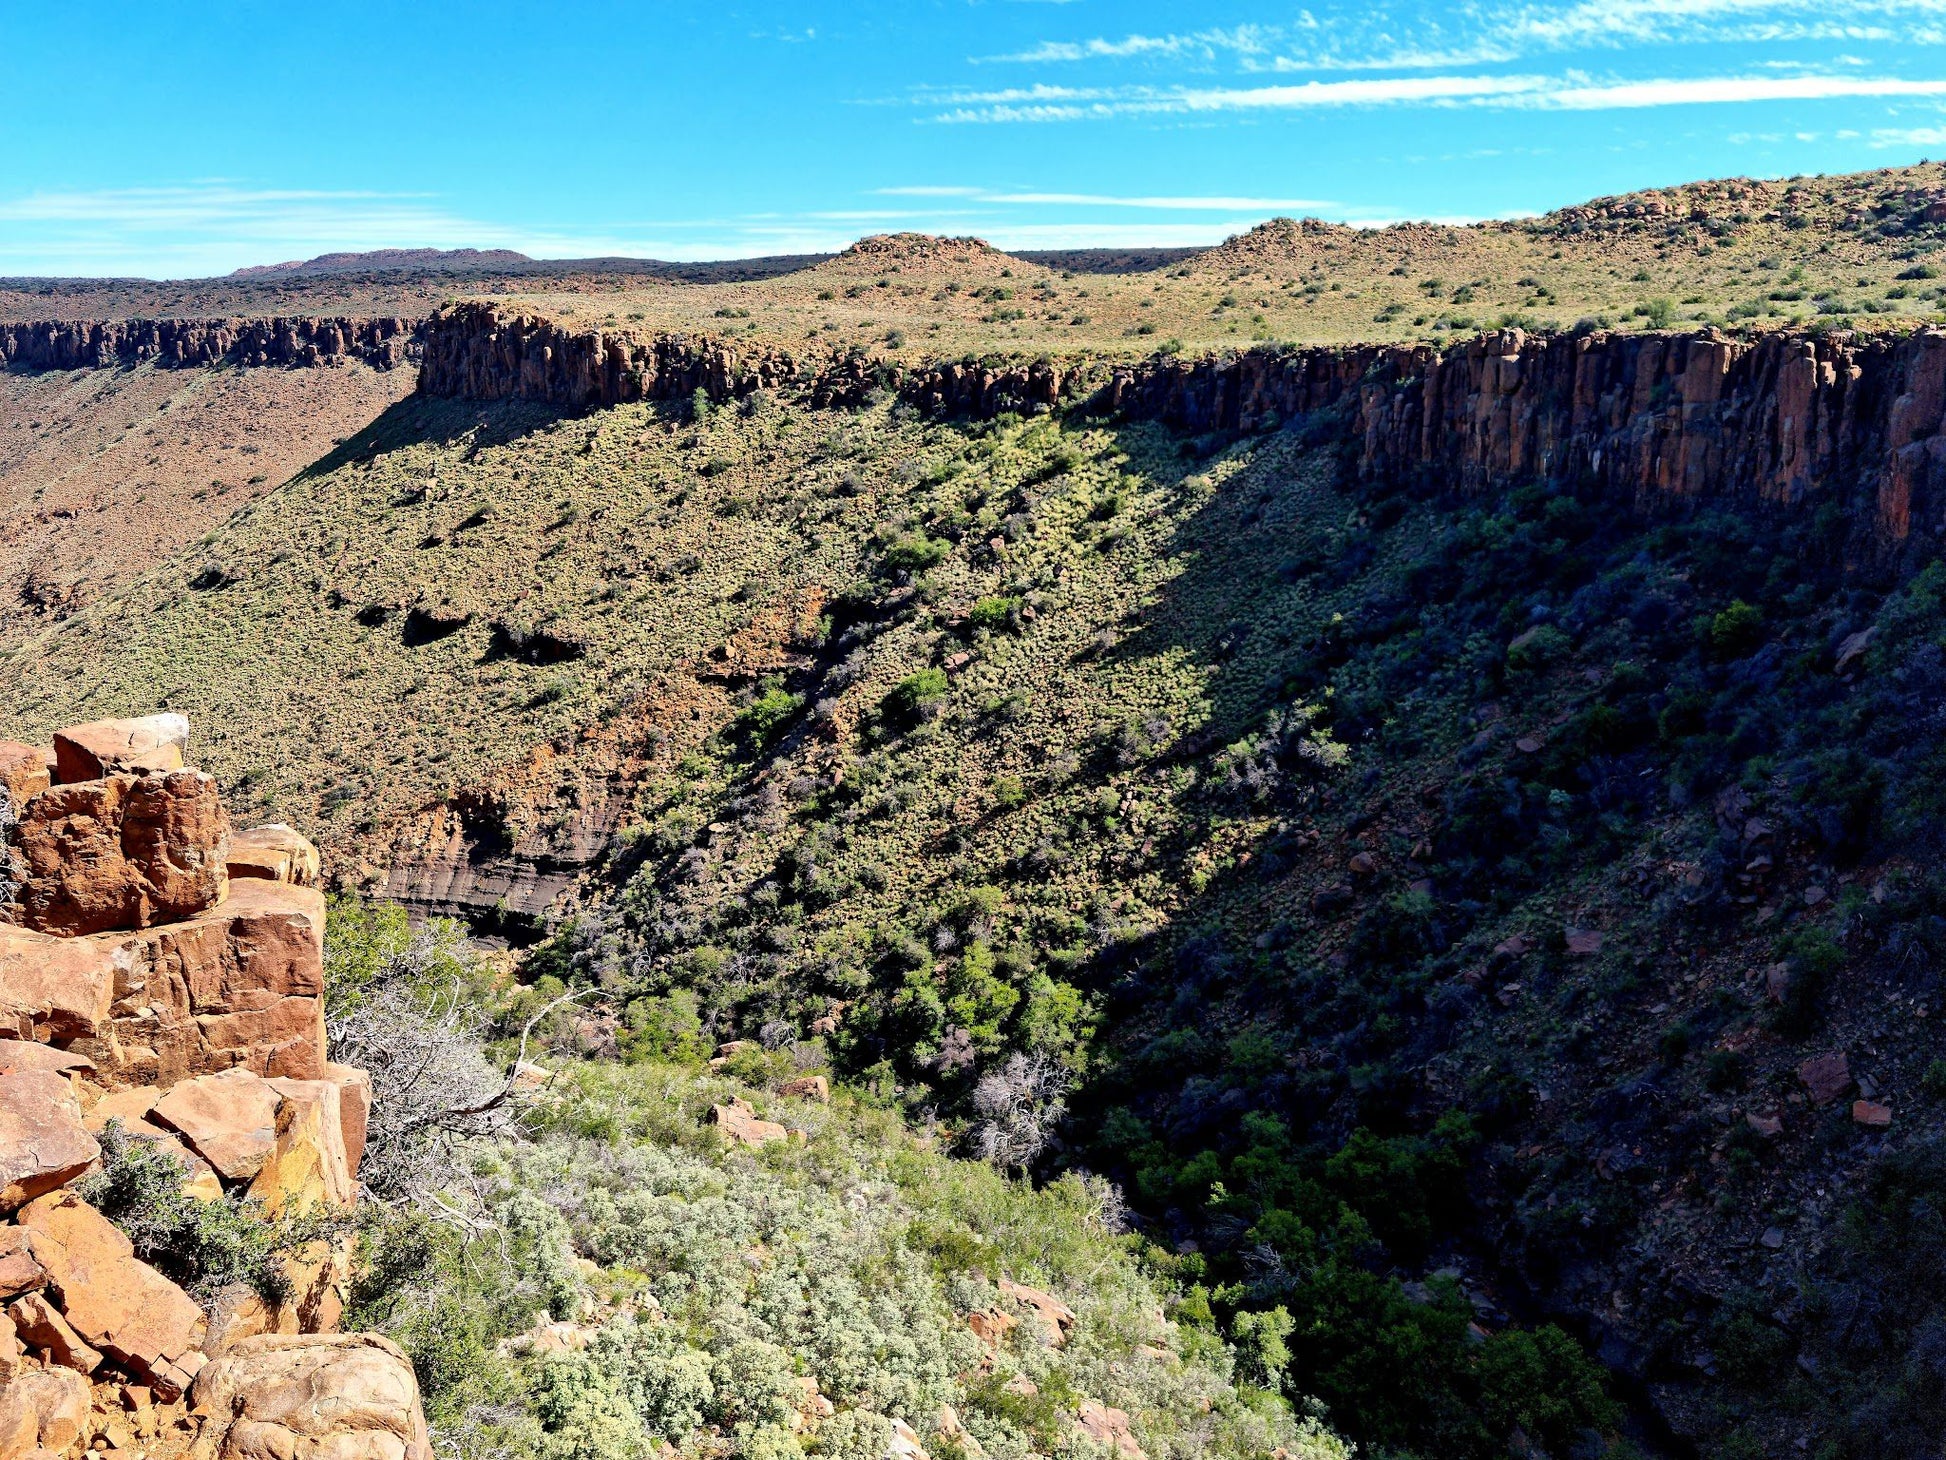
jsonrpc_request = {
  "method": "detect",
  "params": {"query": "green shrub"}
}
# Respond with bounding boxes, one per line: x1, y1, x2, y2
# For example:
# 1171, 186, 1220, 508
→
882, 534, 949, 574
885, 669, 950, 724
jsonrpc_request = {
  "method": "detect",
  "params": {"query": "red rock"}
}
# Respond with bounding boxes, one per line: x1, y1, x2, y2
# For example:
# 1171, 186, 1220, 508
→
1000, 1279, 1075, 1346
225, 825, 322, 890
17, 1190, 207, 1398
1853, 1100, 1893, 1128
322, 1063, 372, 1180
0, 1044, 90, 1079
0, 1231, 48, 1301
0, 1365, 90, 1455
1744, 1112, 1783, 1140
8, 1291, 101, 1374
0, 1071, 99, 1213
188, 1333, 432, 1460
709, 1097, 787, 1148
7, 771, 229, 936
0, 745, 50, 814
150, 1068, 282, 1180
0, 926, 117, 1042
778, 1075, 829, 1103
1797, 1052, 1852, 1105
77, 879, 326, 1087
50, 715, 188, 784
968, 1307, 1016, 1348
1347, 851, 1377, 878
82, 1087, 159, 1135
1076, 1400, 1146, 1460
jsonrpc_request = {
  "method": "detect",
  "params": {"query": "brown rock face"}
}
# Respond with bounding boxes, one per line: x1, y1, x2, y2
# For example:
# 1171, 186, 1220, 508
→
0, 1043, 91, 1078
0, 1230, 49, 1301
17, 1191, 207, 1398
999, 1280, 1075, 1346
79, 879, 327, 1087
322, 1064, 371, 1181
0, 928, 116, 1041
1075, 1400, 1146, 1460
0, 1365, 90, 1455
0, 746, 50, 815
149, 1069, 281, 1181
225, 825, 322, 890
51, 715, 190, 784
188, 1332, 432, 1460
0, 1071, 99, 1213
7, 771, 230, 936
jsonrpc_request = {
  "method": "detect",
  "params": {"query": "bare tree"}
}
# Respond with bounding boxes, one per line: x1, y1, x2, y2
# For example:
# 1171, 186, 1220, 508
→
967, 1052, 1071, 1172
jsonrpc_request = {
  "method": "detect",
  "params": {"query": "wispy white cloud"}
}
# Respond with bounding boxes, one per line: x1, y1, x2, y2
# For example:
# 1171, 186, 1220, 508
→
927, 71, 1946, 123
988, 0, 1946, 78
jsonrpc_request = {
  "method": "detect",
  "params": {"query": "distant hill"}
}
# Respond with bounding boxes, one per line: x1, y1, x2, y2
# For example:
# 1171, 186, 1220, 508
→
229, 247, 535, 278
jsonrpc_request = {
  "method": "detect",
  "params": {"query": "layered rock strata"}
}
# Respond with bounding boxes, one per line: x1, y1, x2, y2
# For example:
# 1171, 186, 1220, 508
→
0, 318, 417, 373
0, 713, 429, 1458
417, 304, 1946, 553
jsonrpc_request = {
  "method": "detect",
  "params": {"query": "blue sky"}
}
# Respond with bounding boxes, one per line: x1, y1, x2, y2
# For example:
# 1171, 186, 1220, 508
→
5, 0, 1946, 277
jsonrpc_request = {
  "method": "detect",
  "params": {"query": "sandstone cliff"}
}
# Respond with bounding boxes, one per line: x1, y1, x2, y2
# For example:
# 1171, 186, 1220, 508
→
0, 317, 419, 372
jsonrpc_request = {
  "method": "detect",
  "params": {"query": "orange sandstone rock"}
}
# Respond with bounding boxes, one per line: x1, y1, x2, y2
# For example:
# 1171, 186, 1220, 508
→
188, 1332, 432, 1460
225, 825, 322, 890
0, 1071, 99, 1214
7, 771, 229, 936
50, 715, 188, 784
17, 1190, 207, 1399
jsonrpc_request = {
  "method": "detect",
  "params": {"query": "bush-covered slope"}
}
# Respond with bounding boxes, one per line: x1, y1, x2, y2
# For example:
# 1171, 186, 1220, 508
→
13, 346, 1946, 1457
316, 906, 1345, 1460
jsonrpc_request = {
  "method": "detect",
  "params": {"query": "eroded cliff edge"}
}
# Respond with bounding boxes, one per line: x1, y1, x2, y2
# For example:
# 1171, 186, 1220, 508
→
418, 301, 1946, 557
0, 317, 419, 371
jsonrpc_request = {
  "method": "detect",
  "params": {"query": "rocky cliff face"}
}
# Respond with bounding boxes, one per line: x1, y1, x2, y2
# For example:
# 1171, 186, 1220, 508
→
417, 303, 1946, 555
0, 317, 419, 372
0, 718, 431, 1460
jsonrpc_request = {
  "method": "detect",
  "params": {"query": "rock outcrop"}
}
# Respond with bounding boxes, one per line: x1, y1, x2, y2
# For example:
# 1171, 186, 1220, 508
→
0, 714, 426, 1457
415, 308, 1946, 557
0, 318, 418, 373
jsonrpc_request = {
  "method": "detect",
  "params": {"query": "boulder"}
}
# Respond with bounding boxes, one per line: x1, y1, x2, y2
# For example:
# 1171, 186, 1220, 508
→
252, 1082, 355, 1214
1798, 1052, 1852, 1105
16, 1191, 206, 1398
967, 1308, 1016, 1348
0, 1045, 90, 1079
1853, 1100, 1893, 1128
888, 1417, 930, 1460
79, 880, 327, 1087
225, 826, 322, 890
82, 1087, 159, 1135
1000, 1280, 1075, 1346
9, 1291, 101, 1374
7, 771, 229, 937
709, 1097, 788, 1148
50, 715, 189, 784
0, 1366, 90, 1456
188, 1332, 432, 1460
0, 1071, 100, 1213
1075, 1400, 1145, 1460
936, 1405, 986, 1460
0, 747, 50, 814
778, 1075, 829, 1103
0, 927, 116, 1042
274, 1237, 352, 1336
150, 1068, 282, 1181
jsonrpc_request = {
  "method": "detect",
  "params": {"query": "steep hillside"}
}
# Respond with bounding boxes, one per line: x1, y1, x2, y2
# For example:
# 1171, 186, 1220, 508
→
16, 163, 1946, 1459
0, 355, 415, 650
